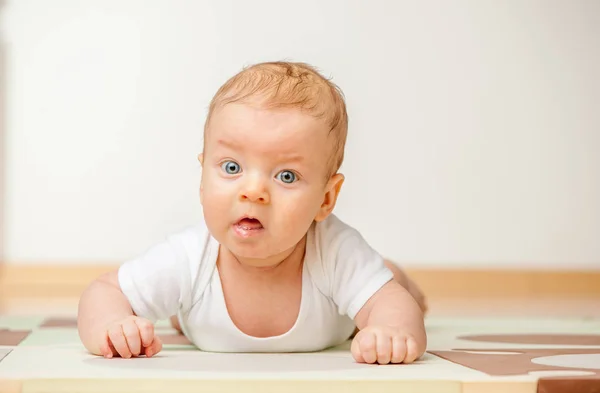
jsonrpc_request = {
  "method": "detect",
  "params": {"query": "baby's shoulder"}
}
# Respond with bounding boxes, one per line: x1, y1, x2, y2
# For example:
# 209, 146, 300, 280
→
306, 214, 389, 306
312, 214, 367, 254
306, 214, 376, 278
161, 218, 214, 264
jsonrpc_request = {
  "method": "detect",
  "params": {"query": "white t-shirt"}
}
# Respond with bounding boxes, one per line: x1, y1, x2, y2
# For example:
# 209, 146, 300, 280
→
118, 213, 393, 353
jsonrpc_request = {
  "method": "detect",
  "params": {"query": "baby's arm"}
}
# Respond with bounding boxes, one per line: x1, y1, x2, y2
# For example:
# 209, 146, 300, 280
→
320, 217, 427, 364
352, 280, 427, 364
383, 259, 428, 314
77, 270, 162, 358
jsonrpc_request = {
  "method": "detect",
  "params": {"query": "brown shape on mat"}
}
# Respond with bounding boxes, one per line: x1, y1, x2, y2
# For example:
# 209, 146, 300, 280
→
0, 348, 11, 363
460, 334, 600, 346
430, 348, 600, 377
158, 333, 193, 346
40, 317, 77, 328
430, 347, 600, 393
0, 329, 30, 346
537, 376, 600, 393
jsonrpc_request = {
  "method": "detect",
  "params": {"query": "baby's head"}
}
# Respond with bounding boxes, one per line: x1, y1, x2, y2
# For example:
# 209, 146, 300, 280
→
198, 61, 348, 265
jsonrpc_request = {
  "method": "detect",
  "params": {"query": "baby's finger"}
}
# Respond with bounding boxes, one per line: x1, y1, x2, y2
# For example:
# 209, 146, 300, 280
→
404, 336, 420, 363
144, 335, 163, 358
108, 340, 117, 357
391, 335, 408, 363
134, 318, 155, 348
122, 321, 142, 357
108, 325, 132, 359
358, 331, 378, 364
376, 335, 392, 365
99, 333, 113, 358
350, 336, 364, 363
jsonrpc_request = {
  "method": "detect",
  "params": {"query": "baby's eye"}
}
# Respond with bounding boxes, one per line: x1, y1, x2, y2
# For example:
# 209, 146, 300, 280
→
276, 170, 297, 184
221, 160, 241, 174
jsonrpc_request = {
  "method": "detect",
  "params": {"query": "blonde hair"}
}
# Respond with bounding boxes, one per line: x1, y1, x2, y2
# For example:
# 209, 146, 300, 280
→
204, 61, 348, 177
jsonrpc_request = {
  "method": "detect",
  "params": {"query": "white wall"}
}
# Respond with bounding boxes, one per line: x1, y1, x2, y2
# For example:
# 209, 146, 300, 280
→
1, 0, 599, 269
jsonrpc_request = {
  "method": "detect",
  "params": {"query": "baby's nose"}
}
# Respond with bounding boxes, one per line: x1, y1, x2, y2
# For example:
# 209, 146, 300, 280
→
239, 177, 270, 204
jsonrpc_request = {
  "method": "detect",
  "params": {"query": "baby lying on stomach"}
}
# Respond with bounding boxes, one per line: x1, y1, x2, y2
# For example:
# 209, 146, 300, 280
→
77, 61, 428, 365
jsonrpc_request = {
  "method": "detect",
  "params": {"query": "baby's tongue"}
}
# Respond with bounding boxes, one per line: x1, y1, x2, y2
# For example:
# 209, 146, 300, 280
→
239, 218, 263, 229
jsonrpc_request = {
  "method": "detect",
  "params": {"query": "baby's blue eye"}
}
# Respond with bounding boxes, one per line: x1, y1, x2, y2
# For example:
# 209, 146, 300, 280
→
221, 160, 241, 174
277, 170, 297, 184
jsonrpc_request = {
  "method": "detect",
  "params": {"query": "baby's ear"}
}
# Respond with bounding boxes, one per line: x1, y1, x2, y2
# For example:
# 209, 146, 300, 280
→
315, 173, 344, 222
198, 153, 204, 204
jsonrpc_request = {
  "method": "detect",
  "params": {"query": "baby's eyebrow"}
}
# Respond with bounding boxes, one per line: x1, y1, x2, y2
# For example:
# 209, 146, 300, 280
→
278, 153, 305, 163
217, 138, 305, 163
216, 139, 240, 150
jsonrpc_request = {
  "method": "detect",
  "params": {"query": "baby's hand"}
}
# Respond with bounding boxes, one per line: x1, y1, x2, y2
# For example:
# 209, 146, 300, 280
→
100, 316, 162, 359
350, 326, 423, 364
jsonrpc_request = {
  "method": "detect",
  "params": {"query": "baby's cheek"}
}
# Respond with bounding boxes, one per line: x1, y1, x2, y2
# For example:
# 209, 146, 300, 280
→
279, 198, 314, 228
201, 184, 229, 214
204, 176, 235, 199
202, 200, 229, 239
204, 194, 229, 215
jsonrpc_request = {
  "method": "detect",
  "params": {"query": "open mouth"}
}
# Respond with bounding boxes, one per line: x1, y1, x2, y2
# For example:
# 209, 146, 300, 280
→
233, 217, 264, 238
236, 217, 263, 230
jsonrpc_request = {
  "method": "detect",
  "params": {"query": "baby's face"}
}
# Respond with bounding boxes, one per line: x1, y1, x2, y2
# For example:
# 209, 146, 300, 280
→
200, 102, 337, 264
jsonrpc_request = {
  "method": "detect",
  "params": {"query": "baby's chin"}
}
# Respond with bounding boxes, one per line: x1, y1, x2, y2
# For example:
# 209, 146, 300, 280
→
227, 245, 286, 262
224, 240, 303, 265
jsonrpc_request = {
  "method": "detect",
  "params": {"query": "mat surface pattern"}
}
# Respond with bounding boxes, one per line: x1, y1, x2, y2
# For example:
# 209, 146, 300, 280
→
1, 315, 599, 393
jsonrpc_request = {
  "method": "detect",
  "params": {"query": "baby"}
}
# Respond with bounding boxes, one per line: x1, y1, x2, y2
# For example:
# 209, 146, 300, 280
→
77, 61, 428, 365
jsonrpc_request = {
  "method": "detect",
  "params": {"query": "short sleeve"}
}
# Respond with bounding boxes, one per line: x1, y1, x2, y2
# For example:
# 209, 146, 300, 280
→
329, 226, 394, 320
118, 235, 190, 322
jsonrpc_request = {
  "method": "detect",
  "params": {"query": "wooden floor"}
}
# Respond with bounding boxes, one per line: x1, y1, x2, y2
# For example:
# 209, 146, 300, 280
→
2, 294, 600, 318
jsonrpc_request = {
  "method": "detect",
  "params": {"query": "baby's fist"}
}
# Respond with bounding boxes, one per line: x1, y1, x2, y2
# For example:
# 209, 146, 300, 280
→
351, 326, 423, 364
101, 316, 162, 359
